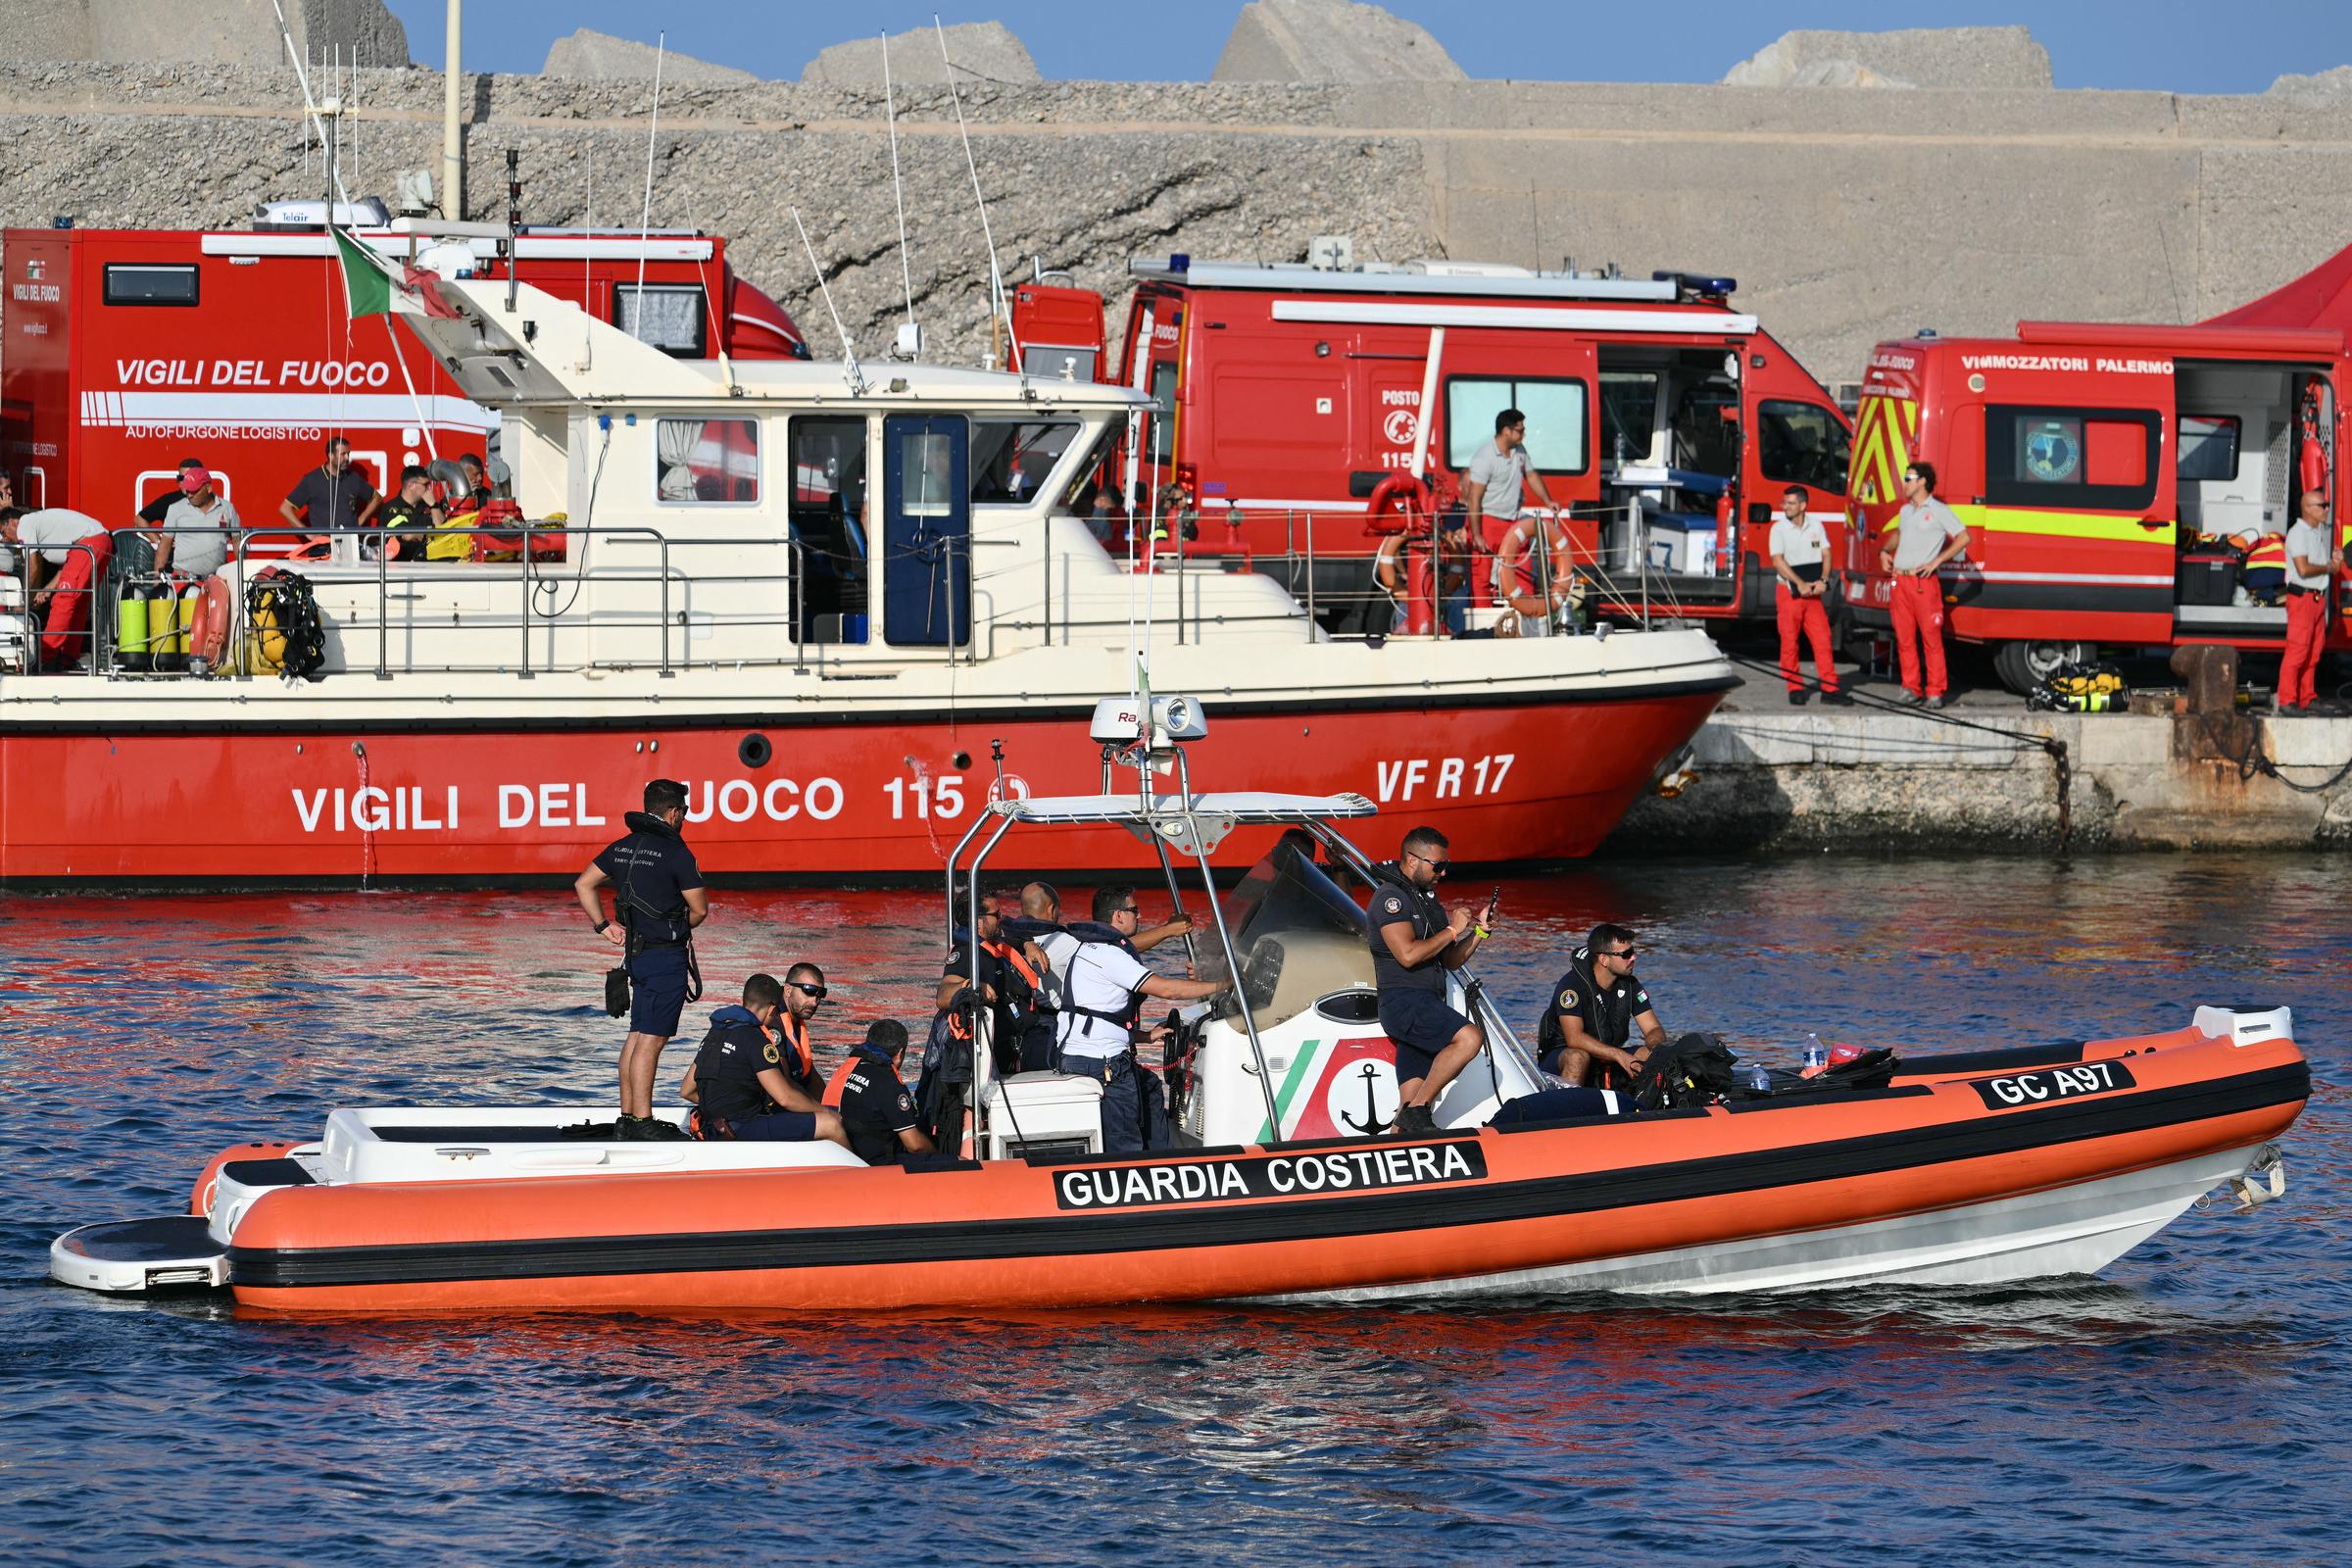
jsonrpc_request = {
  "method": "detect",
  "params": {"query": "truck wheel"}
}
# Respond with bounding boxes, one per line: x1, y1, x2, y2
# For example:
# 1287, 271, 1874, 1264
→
1994, 639, 2094, 695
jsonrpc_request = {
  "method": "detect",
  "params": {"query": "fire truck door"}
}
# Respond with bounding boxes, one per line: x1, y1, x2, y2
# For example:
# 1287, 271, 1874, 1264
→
882, 415, 970, 648
1978, 403, 2175, 643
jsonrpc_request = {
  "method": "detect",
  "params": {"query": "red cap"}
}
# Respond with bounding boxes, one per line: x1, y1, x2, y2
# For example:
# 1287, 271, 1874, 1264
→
179, 466, 212, 492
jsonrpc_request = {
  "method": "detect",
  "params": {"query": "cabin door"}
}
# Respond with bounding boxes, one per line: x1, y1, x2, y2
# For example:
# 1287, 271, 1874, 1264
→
882, 415, 971, 647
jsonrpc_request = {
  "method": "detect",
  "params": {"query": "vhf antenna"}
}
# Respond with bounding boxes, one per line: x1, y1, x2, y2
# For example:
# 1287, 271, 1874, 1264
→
935, 13, 1025, 385
791, 205, 868, 395
632, 31, 666, 350
883, 30, 919, 360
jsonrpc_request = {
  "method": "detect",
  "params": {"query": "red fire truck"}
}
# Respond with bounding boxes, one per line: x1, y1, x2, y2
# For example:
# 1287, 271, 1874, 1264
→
1010, 253, 1853, 626
2, 206, 805, 525
1845, 243, 2352, 692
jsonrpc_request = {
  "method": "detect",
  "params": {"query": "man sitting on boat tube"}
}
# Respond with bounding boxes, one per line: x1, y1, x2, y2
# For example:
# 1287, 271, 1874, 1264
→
1043, 886, 1231, 1154
1369, 826, 1495, 1137
1537, 925, 1668, 1089
680, 969, 850, 1148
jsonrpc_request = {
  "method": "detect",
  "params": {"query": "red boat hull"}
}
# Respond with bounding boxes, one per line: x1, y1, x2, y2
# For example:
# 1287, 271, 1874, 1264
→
1, 688, 1722, 882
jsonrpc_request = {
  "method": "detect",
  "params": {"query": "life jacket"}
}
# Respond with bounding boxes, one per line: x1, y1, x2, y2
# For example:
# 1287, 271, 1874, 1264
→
611, 811, 694, 946
2244, 533, 2288, 574
1365, 866, 1449, 989
1535, 946, 1642, 1058
1054, 920, 1149, 1043
771, 1008, 817, 1098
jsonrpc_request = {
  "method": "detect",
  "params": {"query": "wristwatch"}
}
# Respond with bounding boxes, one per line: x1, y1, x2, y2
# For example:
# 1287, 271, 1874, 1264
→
594, 918, 611, 934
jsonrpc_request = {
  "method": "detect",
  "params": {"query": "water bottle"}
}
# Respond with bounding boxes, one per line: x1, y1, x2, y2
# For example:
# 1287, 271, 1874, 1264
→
1801, 1033, 1829, 1073
1741, 1060, 1772, 1094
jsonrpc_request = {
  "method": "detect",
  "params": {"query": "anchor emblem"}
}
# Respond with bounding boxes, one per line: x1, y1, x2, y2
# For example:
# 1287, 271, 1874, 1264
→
1338, 1061, 1387, 1136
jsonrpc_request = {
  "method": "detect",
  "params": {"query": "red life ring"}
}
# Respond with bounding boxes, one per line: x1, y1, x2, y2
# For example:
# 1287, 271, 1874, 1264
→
1364, 471, 1429, 535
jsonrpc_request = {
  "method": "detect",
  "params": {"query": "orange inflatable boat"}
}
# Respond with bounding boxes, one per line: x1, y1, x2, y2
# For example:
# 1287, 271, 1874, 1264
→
50, 699, 2310, 1311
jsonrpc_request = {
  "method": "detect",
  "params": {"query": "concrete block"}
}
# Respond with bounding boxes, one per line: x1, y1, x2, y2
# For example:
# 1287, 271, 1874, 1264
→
2073, 716, 2172, 767
544, 28, 760, 86
1, 0, 406, 68
802, 23, 1039, 87
2264, 715, 2352, 768
1213, 0, 1466, 84
2269, 65, 2352, 99
1723, 26, 2051, 90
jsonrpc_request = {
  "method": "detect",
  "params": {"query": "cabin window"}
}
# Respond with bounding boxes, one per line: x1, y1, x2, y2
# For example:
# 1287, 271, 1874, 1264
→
654, 417, 759, 504
970, 420, 1080, 504
104, 264, 199, 306
902, 430, 957, 517
1985, 406, 2161, 511
1758, 401, 1850, 493
789, 416, 869, 644
2178, 416, 2241, 481
615, 283, 709, 358
1444, 377, 1589, 474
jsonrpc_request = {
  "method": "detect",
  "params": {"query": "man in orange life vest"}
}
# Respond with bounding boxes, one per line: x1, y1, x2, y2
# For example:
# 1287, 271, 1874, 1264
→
939, 889, 1054, 1075
680, 967, 848, 1146
821, 1019, 936, 1164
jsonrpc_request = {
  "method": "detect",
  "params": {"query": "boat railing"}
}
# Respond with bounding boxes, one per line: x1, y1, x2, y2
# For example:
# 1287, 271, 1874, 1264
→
1, 539, 111, 676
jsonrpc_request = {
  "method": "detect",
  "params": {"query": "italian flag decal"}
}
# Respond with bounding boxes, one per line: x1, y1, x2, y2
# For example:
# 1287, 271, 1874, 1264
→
332, 227, 461, 320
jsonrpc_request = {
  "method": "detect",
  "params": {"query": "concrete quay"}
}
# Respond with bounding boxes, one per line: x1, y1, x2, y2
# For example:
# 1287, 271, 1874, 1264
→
1608, 704, 2352, 855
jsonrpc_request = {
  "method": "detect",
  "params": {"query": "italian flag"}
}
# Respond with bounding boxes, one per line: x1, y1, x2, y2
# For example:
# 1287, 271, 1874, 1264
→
332, 227, 462, 319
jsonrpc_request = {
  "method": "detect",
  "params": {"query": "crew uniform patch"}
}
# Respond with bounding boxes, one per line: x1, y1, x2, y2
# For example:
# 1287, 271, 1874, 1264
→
1380, 894, 1404, 915
1556, 987, 1578, 1010
762, 1041, 780, 1064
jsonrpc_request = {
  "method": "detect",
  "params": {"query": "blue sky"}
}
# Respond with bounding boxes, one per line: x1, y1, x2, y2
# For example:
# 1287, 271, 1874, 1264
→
382, 1, 2352, 93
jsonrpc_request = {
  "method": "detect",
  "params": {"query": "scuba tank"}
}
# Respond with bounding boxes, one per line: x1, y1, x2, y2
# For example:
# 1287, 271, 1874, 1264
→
149, 575, 185, 672
115, 583, 151, 674
176, 581, 204, 675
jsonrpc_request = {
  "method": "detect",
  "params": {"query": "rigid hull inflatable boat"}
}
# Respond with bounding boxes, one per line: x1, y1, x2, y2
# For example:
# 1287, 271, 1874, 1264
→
51, 702, 2309, 1312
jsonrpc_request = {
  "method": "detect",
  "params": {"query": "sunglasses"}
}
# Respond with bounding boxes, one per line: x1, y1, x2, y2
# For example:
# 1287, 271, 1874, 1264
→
1601, 947, 1638, 961
791, 982, 829, 1001
1412, 853, 1451, 876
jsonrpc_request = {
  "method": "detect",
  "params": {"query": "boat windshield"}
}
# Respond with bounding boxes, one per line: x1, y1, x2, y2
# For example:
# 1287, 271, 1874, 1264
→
1204, 831, 1378, 1030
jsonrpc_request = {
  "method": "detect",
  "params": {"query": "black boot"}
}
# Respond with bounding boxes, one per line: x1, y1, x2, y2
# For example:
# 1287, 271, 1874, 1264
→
1392, 1103, 1439, 1137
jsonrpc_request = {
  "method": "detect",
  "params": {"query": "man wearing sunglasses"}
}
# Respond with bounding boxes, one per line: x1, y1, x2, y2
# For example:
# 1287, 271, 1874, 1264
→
1045, 885, 1231, 1153
1537, 924, 1667, 1088
679, 970, 850, 1148
1880, 461, 1971, 710
1369, 825, 1494, 1137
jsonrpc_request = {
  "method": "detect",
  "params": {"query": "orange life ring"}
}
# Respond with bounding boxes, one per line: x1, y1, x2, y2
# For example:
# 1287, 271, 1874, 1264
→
1364, 471, 1429, 535
192, 576, 232, 667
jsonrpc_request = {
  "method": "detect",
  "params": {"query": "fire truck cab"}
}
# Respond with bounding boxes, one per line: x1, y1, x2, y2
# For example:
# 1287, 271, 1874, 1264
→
1011, 252, 1851, 628
2, 205, 806, 525
1847, 321, 2345, 692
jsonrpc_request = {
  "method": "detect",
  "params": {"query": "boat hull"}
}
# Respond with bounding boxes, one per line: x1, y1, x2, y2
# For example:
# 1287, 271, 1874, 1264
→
0, 686, 1720, 882
219, 1033, 2308, 1313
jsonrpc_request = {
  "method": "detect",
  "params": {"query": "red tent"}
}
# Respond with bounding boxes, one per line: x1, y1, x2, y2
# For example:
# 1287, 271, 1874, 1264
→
2204, 239, 2352, 331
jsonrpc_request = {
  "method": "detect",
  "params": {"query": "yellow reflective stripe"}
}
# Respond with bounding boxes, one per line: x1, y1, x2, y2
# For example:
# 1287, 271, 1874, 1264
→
1949, 504, 2174, 545
1852, 396, 1915, 507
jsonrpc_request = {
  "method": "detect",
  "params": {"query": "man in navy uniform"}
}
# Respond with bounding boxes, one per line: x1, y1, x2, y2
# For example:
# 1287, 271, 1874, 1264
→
574, 778, 708, 1139
823, 1019, 936, 1164
1538, 923, 1667, 1087
681, 971, 847, 1147
1369, 825, 1494, 1135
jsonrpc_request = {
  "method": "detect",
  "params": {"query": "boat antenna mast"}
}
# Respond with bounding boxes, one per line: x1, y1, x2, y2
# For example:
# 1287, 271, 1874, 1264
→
632, 31, 668, 352
884, 30, 921, 361
791, 206, 868, 395
935, 14, 1025, 386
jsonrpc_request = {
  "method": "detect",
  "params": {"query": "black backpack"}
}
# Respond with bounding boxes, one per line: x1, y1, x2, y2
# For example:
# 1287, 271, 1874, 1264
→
1629, 1032, 1741, 1110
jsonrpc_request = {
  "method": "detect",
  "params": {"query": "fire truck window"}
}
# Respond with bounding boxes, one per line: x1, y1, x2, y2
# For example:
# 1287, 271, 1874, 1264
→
1985, 406, 2161, 511
970, 421, 1080, 504
615, 283, 709, 358
655, 417, 759, 504
790, 416, 870, 644
103, 264, 198, 306
1758, 401, 1850, 493
1600, 372, 1661, 464
1667, 382, 1740, 477
1145, 362, 1179, 466
1444, 377, 1589, 474
2178, 416, 2240, 481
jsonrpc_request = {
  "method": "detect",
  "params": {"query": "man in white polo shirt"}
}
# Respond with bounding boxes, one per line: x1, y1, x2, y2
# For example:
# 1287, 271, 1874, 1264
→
1879, 461, 1972, 710
1462, 408, 1563, 576
2277, 489, 2332, 714
1042, 884, 1229, 1153
1769, 484, 1849, 706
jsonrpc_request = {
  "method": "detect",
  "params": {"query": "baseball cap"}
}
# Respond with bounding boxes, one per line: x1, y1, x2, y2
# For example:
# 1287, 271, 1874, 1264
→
179, 466, 213, 492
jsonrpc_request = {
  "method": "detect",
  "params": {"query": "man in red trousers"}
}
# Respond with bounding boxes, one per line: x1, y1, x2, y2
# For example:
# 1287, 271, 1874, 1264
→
1769, 484, 1849, 706
2277, 489, 2332, 714
1880, 462, 1972, 710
